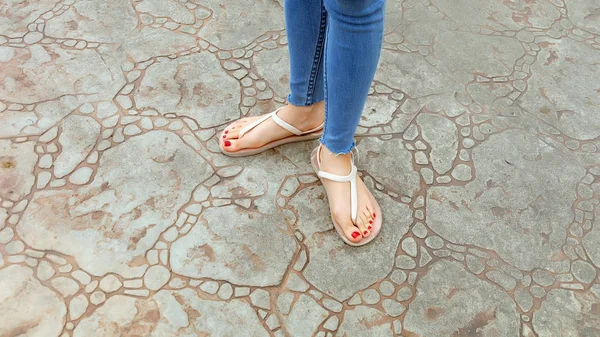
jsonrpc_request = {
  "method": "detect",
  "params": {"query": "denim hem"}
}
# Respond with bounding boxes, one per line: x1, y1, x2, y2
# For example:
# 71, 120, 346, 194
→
319, 138, 356, 155
287, 94, 325, 107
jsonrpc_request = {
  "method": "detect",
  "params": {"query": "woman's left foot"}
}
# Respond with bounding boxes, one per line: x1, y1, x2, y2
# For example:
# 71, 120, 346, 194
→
317, 145, 377, 244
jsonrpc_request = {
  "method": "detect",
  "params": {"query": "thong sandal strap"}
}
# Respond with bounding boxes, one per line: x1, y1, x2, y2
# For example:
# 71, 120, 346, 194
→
239, 107, 324, 138
315, 145, 358, 222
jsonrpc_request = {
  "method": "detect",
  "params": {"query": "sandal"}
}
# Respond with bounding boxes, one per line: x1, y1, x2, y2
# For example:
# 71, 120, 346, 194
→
219, 107, 324, 157
310, 145, 383, 246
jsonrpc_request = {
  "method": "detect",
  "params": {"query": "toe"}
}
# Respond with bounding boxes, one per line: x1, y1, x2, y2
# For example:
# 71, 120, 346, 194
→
355, 213, 370, 237
225, 119, 247, 132
234, 118, 251, 128
364, 194, 376, 219
333, 211, 362, 243
363, 209, 374, 232
223, 127, 241, 140
222, 138, 240, 152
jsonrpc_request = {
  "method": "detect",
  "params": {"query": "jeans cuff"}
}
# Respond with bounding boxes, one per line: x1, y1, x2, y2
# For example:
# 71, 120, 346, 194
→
319, 137, 356, 155
287, 93, 325, 107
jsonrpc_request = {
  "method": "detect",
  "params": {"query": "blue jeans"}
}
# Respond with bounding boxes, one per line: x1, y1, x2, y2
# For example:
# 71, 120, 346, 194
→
285, 0, 385, 154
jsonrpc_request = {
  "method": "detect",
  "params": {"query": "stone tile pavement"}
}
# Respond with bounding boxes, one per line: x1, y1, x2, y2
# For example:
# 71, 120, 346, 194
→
1, 0, 600, 336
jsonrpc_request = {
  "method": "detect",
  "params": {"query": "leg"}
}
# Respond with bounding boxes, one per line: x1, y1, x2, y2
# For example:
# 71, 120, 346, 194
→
318, 0, 385, 243
221, 0, 327, 155
285, 0, 327, 107
322, 0, 385, 153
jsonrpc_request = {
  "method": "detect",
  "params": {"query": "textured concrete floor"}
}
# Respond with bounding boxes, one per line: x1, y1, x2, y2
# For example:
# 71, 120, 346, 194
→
1, 0, 600, 336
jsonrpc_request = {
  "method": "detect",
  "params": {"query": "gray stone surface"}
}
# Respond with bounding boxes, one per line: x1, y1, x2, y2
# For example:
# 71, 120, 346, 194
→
417, 114, 458, 175
75, 289, 270, 337
0, 140, 37, 201
571, 260, 597, 284
362, 289, 381, 304
250, 289, 271, 309
18, 131, 212, 277
534, 289, 600, 337
584, 223, 600, 268
144, 265, 171, 291
0, 45, 123, 103
284, 294, 329, 337
0, 0, 58, 36
359, 137, 421, 197
520, 39, 600, 140
433, 31, 525, 81
2, 0, 598, 336
170, 205, 297, 286
427, 129, 585, 271
136, 0, 195, 24
46, 0, 138, 43
136, 52, 241, 128
432, 0, 560, 30
120, 27, 197, 63
54, 115, 100, 178
566, 0, 600, 35
198, 0, 284, 49
336, 306, 393, 337
404, 261, 519, 336
0, 265, 66, 337
361, 96, 399, 128
254, 47, 289, 98
376, 50, 459, 97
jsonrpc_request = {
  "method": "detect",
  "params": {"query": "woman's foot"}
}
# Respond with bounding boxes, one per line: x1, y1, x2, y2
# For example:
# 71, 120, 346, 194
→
318, 145, 377, 243
221, 102, 325, 153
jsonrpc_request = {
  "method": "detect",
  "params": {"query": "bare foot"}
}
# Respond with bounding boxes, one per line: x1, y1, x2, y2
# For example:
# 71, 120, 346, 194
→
318, 145, 377, 243
221, 102, 325, 153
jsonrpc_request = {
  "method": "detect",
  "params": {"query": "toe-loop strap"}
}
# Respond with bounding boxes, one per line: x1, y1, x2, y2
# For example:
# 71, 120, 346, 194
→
239, 107, 324, 138
317, 165, 358, 223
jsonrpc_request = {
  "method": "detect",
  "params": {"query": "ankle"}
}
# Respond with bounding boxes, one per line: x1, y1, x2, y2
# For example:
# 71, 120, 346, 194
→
286, 101, 324, 116
319, 145, 352, 170
279, 102, 324, 130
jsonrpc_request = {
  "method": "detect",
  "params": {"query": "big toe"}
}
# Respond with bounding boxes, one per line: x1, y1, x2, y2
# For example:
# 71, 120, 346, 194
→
222, 139, 242, 152
334, 213, 362, 243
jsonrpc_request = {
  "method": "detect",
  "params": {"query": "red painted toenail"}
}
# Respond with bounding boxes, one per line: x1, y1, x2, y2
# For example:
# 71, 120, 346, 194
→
224, 141, 231, 147
222, 135, 226, 138
351, 231, 360, 239
224, 130, 229, 134
369, 220, 373, 224
368, 226, 372, 230
364, 231, 368, 235
373, 213, 376, 217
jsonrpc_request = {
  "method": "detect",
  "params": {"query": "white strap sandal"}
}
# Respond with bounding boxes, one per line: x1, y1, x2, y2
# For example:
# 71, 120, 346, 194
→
220, 107, 324, 157
311, 145, 382, 246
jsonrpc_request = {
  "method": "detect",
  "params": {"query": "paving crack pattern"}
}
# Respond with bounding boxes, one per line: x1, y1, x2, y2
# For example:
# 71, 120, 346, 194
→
1, 0, 599, 336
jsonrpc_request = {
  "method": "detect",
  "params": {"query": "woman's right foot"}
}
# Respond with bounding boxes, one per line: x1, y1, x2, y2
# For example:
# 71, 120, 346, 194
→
221, 101, 325, 153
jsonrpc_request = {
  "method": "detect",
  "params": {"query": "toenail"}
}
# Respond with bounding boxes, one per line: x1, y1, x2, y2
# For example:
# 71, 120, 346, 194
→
369, 220, 373, 224
224, 130, 229, 134
368, 226, 372, 230
363, 231, 368, 235
224, 140, 231, 147
351, 231, 360, 239
222, 135, 226, 138
373, 213, 376, 217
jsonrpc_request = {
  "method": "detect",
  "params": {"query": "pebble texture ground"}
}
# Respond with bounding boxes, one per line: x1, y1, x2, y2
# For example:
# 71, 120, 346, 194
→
1, 0, 600, 336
